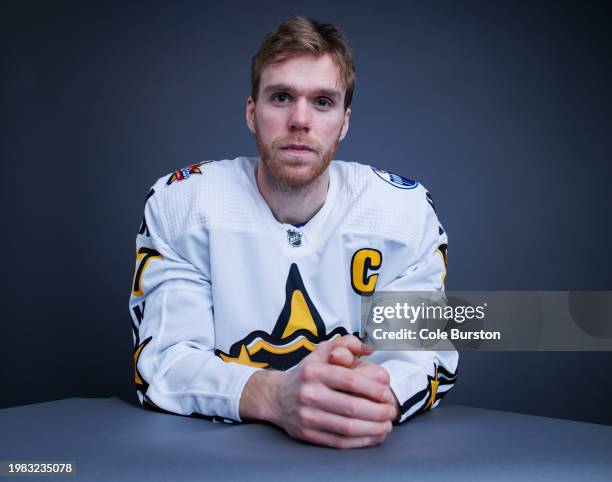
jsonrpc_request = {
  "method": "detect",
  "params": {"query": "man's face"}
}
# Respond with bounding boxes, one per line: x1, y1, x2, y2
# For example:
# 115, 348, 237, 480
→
246, 53, 351, 191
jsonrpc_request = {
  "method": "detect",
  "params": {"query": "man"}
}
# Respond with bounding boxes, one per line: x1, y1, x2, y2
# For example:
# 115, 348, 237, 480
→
129, 16, 458, 449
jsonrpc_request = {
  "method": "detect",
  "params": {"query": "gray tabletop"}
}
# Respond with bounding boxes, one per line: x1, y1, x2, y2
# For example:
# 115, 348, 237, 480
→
0, 397, 610, 481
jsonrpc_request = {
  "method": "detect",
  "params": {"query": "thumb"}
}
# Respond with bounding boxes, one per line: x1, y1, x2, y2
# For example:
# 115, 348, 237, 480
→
328, 345, 356, 368
315, 334, 374, 360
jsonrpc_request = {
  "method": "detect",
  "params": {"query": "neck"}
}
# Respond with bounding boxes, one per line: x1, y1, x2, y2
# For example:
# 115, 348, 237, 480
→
255, 160, 330, 225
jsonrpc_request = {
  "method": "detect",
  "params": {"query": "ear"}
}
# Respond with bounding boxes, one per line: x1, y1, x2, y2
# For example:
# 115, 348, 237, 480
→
246, 96, 256, 134
339, 107, 351, 141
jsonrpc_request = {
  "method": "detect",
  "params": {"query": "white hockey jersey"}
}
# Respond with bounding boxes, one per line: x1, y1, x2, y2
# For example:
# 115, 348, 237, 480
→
129, 157, 458, 424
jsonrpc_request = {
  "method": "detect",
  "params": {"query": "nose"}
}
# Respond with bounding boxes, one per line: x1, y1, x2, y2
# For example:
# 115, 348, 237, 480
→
288, 98, 311, 132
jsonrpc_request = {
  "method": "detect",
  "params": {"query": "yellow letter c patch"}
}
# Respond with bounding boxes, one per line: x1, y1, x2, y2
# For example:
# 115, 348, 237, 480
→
351, 248, 382, 296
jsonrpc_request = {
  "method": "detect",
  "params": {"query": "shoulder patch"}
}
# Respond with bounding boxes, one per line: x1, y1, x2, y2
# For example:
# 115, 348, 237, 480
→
166, 160, 214, 185
371, 167, 418, 189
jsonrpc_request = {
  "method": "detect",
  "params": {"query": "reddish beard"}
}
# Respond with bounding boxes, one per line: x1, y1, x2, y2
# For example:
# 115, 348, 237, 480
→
255, 131, 340, 192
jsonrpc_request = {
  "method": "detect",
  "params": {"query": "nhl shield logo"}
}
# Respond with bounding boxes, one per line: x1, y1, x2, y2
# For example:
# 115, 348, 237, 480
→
287, 229, 302, 247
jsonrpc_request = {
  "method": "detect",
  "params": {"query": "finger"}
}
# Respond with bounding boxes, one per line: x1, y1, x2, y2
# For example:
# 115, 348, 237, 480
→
298, 427, 387, 449
315, 335, 373, 360
327, 351, 390, 388
304, 383, 396, 422
353, 361, 390, 385
334, 335, 374, 357
328, 346, 355, 367
307, 364, 391, 403
297, 407, 392, 438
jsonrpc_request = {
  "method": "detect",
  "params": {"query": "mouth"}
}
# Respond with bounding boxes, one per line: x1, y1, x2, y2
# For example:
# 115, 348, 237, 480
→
280, 144, 315, 155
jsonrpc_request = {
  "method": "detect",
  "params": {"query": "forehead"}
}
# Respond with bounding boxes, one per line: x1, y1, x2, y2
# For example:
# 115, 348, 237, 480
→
259, 53, 344, 95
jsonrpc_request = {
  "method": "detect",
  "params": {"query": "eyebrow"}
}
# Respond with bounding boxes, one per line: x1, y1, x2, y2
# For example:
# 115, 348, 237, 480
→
262, 83, 342, 99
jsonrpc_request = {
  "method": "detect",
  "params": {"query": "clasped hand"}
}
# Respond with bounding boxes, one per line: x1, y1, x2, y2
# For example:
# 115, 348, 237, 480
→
247, 335, 400, 449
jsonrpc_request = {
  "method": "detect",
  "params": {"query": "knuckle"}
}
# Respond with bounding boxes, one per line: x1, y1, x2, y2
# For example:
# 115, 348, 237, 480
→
342, 400, 358, 418
297, 385, 314, 405
300, 427, 315, 441
371, 422, 386, 437
365, 364, 386, 381
378, 368, 390, 384
296, 407, 313, 426
301, 363, 316, 382
340, 418, 357, 436
344, 397, 363, 418
379, 405, 391, 421
345, 374, 358, 392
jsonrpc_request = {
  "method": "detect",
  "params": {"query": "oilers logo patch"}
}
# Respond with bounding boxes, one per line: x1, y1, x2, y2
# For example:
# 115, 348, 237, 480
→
166, 161, 213, 185
371, 167, 418, 189
287, 229, 302, 247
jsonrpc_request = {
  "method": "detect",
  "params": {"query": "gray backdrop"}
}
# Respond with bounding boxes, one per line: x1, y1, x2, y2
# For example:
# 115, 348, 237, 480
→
2, 0, 611, 424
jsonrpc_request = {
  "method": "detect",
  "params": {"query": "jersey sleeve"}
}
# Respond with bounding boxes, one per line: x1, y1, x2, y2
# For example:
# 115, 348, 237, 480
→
366, 186, 458, 424
128, 184, 261, 423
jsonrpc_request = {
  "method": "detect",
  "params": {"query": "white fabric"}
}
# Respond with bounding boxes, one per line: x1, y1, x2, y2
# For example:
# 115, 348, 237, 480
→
129, 156, 458, 423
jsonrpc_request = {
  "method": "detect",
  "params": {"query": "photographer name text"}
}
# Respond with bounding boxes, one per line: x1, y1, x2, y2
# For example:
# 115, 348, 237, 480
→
372, 328, 501, 341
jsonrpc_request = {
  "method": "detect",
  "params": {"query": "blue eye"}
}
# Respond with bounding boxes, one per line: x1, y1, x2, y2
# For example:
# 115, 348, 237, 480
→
315, 98, 333, 109
272, 93, 291, 104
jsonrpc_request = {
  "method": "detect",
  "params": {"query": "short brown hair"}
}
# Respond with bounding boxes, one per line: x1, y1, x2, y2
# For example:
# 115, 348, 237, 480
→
251, 16, 356, 110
